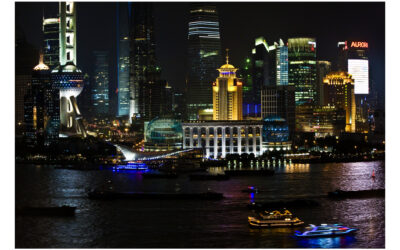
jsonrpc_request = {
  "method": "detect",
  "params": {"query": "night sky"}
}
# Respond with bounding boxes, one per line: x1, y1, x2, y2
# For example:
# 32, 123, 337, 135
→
16, 2, 385, 110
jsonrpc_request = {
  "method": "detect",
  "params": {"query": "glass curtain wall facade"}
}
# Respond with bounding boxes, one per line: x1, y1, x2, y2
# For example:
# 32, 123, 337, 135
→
288, 37, 317, 106
117, 3, 131, 117
129, 3, 158, 121
276, 42, 289, 86
186, 4, 222, 120
92, 51, 110, 115
42, 18, 60, 69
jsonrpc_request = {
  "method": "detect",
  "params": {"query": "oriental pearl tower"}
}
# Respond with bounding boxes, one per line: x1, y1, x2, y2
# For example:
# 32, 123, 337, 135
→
51, 2, 86, 137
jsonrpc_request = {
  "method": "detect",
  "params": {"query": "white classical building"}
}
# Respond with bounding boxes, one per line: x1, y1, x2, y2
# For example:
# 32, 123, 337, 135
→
182, 120, 264, 159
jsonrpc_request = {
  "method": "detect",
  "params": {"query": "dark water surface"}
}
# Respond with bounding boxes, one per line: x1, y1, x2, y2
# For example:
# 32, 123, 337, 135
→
16, 161, 385, 248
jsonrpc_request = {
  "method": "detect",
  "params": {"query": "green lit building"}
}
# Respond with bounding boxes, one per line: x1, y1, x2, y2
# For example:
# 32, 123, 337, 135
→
144, 118, 183, 151
288, 37, 317, 106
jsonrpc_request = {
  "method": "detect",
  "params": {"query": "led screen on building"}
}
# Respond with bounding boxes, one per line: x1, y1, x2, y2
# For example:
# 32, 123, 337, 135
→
348, 59, 369, 94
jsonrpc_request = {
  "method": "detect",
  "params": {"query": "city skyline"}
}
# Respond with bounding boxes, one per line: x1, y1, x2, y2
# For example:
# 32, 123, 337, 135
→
16, 2, 385, 113
14, 2, 386, 248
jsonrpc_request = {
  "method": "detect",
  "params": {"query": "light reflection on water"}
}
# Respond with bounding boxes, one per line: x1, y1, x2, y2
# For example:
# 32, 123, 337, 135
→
16, 161, 384, 248
295, 236, 357, 248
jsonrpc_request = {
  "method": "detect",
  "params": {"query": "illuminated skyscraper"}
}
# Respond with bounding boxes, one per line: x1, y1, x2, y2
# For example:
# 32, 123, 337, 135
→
337, 41, 369, 95
42, 17, 60, 69
52, 1, 86, 137
288, 37, 317, 106
117, 2, 131, 117
337, 41, 370, 132
213, 51, 243, 121
59, 2, 77, 66
323, 71, 356, 133
187, 4, 222, 120
92, 51, 110, 115
242, 37, 288, 118
24, 55, 49, 147
129, 3, 158, 121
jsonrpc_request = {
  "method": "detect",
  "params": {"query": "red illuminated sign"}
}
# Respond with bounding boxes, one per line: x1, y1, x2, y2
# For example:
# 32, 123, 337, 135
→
350, 41, 368, 48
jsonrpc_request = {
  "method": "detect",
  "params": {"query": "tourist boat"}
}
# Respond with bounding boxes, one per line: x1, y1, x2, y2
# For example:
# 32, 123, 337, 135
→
114, 161, 148, 170
248, 209, 304, 228
295, 224, 358, 237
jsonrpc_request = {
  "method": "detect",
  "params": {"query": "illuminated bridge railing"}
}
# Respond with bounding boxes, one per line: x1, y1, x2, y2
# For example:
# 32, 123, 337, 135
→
113, 144, 196, 162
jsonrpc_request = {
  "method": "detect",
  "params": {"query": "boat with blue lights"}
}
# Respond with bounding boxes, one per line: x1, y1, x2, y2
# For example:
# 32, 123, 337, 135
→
248, 209, 304, 228
113, 161, 148, 171
295, 224, 358, 238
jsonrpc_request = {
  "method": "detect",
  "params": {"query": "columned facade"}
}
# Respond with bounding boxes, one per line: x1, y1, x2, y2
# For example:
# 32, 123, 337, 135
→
182, 121, 263, 159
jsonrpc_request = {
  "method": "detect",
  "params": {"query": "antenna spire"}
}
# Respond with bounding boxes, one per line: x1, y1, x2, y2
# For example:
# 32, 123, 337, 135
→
225, 48, 229, 64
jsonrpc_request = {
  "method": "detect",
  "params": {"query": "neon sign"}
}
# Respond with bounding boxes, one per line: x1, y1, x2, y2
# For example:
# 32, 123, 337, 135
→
350, 41, 368, 48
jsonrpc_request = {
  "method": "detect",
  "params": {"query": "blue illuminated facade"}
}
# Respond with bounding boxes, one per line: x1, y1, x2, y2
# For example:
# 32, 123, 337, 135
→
262, 116, 291, 151
277, 45, 289, 86
92, 51, 110, 115
242, 103, 261, 117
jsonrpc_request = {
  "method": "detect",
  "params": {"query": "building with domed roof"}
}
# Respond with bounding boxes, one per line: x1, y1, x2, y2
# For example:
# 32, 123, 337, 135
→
144, 117, 183, 151
212, 49, 243, 120
24, 54, 50, 147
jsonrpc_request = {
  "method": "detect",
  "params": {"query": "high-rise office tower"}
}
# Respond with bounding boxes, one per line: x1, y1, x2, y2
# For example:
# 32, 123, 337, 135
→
261, 85, 295, 139
253, 37, 289, 87
288, 37, 317, 106
337, 41, 369, 133
92, 51, 110, 115
144, 80, 171, 120
24, 55, 49, 147
337, 41, 369, 95
212, 51, 243, 121
239, 56, 259, 118
42, 17, 60, 69
129, 3, 158, 122
316, 61, 332, 106
117, 2, 131, 117
187, 4, 222, 120
16, 25, 38, 134
275, 40, 289, 86
323, 71, 356, 133
243, 37, 288, 118
52, 1, 86, 137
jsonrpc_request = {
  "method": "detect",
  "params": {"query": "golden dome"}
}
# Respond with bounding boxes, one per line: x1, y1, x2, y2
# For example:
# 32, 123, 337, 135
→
220, 63, 235, 69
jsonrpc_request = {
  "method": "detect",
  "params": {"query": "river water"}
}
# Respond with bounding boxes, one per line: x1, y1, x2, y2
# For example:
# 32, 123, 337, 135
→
15, 161, 385, 248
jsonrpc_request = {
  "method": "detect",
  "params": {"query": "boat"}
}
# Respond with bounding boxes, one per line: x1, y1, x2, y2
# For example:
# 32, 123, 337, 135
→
242, 186, 259, 193
114, 161, 148, 171
295, 224, 358, 237
248, 209, 304, 228
16, 205, 76, 216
